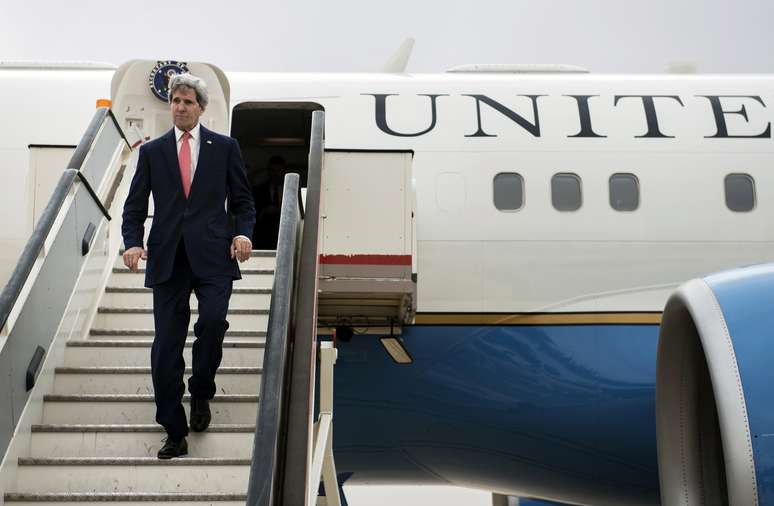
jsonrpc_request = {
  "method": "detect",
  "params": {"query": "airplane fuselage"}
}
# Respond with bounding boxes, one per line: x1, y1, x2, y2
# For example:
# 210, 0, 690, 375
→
3, 65, 774, 505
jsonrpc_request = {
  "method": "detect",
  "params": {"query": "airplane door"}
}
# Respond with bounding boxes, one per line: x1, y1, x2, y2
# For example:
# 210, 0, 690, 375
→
110, 60, 230, 145
317, 150, 418, 328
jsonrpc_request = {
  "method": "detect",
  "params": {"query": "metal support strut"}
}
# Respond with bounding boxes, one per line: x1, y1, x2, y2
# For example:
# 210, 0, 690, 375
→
310, 341, 340, 506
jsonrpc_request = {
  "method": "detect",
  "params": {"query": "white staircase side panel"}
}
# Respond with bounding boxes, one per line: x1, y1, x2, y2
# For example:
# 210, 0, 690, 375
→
0, 147, 131, 500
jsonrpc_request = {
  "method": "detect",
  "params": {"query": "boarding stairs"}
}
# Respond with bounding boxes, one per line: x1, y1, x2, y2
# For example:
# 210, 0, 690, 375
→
4, 248, 273, 505
0, 57, 418, 504
0, 105, 341, 505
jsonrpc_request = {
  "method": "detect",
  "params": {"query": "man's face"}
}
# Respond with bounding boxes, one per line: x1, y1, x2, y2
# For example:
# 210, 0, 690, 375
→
170, 86, 203, 131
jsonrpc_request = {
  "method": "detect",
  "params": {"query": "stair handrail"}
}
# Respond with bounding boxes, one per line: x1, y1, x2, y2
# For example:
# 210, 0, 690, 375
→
246, 110, 325, 506
0, 106, 130, 463
0, 107, 128, 335
246, 172, 302, 505
281, 110, 325, 505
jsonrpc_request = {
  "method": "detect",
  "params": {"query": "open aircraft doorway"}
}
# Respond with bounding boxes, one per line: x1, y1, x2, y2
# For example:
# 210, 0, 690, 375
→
231, 102, 323, 249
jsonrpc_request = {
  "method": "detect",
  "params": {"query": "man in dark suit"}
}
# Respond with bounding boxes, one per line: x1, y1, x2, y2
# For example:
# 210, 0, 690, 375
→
121, 73, 256, 459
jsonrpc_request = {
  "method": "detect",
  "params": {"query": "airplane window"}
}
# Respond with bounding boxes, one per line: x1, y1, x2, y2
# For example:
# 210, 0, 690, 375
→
493, 173, 524, 211
551, 173, 581, 211
725, 173, 756, 212
609, 173, 640, 211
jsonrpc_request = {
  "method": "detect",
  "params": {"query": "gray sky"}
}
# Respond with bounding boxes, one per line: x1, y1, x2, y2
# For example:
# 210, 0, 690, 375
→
1, 0, 773, 74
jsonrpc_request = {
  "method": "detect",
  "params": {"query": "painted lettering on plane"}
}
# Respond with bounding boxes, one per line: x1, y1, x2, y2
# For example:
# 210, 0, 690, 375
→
364, 94, 772, 139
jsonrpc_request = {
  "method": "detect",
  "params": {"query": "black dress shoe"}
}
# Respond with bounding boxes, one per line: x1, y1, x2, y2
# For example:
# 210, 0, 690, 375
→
158, 436, 187, 459
190, 397, 211, 432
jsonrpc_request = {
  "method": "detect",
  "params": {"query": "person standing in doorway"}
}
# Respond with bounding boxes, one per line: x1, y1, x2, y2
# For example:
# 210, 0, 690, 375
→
121, 73, 256, 458
252, 155, 288, 249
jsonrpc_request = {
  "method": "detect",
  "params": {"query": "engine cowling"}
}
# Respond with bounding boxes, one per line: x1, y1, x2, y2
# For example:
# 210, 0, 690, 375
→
656, 264, 774, 505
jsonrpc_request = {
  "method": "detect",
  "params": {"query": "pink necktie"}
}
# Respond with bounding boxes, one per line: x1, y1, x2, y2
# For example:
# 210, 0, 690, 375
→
179, 131, 192, 198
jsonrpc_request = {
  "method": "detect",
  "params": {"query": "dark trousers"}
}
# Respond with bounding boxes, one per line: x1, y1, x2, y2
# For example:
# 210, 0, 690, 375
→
151, 240, 232, 439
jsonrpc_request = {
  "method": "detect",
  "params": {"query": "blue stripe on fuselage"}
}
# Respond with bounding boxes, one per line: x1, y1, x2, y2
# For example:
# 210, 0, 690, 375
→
330, 324, 660, 504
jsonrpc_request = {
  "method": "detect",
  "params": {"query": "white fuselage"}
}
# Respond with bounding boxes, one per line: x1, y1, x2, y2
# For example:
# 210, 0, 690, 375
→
230, 72, 774, 313
3, 66, 774, 314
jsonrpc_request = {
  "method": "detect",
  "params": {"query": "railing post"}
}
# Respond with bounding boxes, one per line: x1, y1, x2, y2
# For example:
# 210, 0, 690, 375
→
308, 342, 339, 506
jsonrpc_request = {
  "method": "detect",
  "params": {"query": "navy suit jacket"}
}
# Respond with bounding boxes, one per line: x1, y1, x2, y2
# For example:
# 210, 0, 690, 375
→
121, 126, 256, 288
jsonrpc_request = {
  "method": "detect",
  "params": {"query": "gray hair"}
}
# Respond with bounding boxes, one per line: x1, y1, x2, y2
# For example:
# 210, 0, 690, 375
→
168, 73, 209, 109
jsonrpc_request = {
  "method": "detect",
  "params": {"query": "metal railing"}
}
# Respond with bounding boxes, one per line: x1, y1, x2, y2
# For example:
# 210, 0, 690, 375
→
0, 108, 124, 333
246, 110, 325, 505
246, 172, 302, 504
0, 108, 129, 459
283, 109, 325, 504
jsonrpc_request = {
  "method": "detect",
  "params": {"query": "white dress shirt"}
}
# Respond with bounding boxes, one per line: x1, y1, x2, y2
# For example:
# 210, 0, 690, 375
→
175, 122, 252, 246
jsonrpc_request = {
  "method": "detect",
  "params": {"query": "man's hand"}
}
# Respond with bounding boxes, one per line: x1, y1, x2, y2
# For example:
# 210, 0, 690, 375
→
231, 236, 252, 263
123, 246, 146, 272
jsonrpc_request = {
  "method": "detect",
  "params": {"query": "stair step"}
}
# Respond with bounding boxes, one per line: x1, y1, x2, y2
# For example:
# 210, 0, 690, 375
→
105, 287, 273, 293
97, 307, 269, 314
101, 287, 272, 309
5, 492, 244, 505
14, 458, 249, 494
89, 329, 266, 339
92, 308, 269, 330
114, 251, 276, 270
31, 423, 255, 436
108, 268, 274, 289
32, 424, 254, 432
64, 340, 265, 367
42, 395, 258, 424
4, 225, 278, 501
119, 246, 275, 257
111, 268, 274, 275
53, 367, 262, 395
30, 424, 254, 458
18, 456, 250, 464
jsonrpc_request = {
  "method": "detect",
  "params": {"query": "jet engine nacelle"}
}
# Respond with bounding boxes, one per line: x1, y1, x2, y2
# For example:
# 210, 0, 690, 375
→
656, 264, 774, 505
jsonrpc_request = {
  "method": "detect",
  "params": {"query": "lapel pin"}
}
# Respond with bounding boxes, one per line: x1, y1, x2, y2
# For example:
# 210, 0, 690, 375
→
206, 140, 212, 144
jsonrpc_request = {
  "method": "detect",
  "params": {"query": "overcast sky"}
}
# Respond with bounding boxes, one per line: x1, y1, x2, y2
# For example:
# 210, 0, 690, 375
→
1, 0, 773, 74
